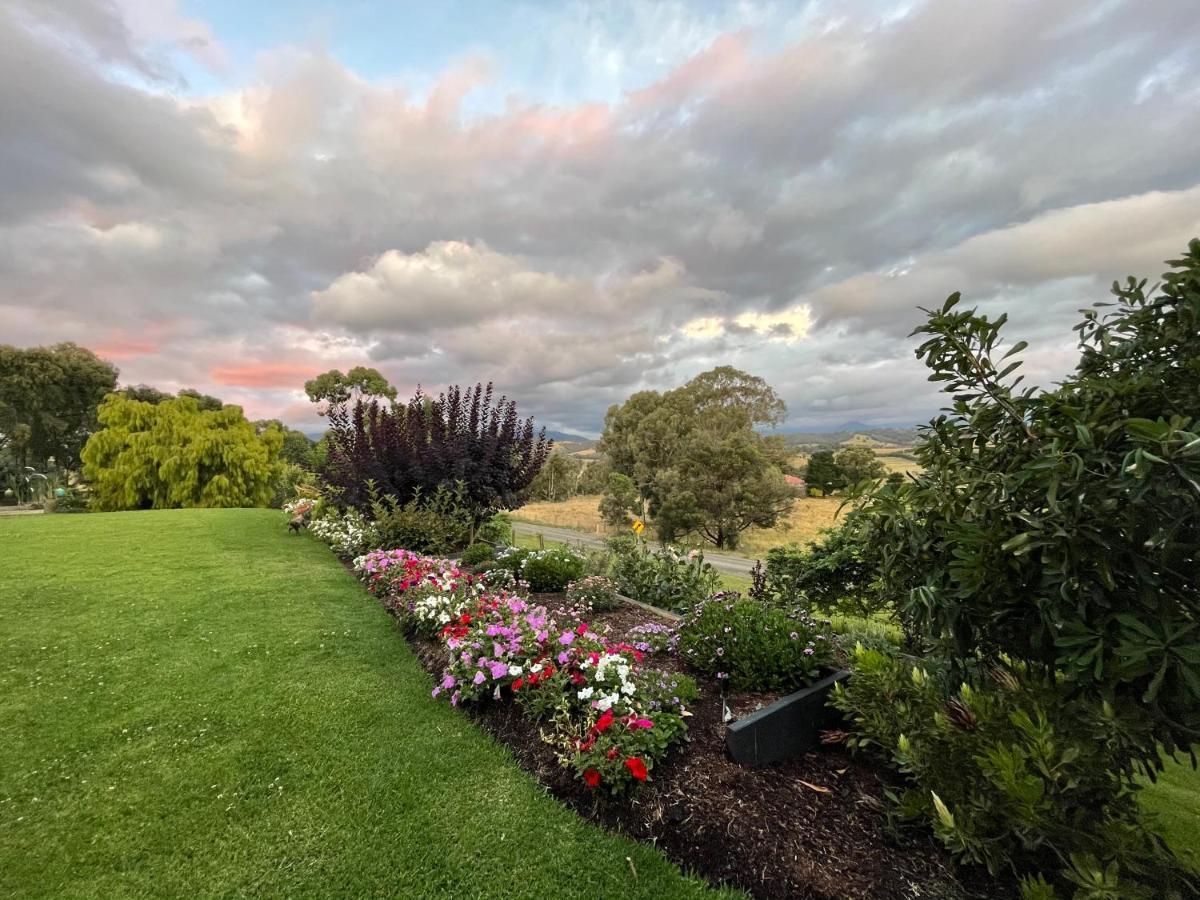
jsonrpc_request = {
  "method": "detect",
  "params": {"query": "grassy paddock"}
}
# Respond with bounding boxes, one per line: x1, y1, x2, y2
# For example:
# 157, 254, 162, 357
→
514, 495, 847, 556
0, 509, 727, 899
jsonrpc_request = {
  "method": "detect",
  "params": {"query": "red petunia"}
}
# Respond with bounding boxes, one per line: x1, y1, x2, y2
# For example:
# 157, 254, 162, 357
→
583, 768, 601, 788
594, 709, 614, 733
624, 757, 648, 782
576, 623, 589, 636
512, 677, 524, 691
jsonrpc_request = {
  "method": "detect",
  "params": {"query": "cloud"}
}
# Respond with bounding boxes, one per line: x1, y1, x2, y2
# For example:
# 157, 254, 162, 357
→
1, 0, 1198, 434
210, 361, 324, 389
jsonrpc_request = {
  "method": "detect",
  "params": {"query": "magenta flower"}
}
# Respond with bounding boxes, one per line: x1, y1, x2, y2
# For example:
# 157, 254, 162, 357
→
473, 671, 486, 685
489, 661, 509, 679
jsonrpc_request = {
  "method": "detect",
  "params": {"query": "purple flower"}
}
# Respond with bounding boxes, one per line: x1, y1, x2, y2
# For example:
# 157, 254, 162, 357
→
803, 647, 815, 656
473, 671, 486, 685
489, 661, 509, 679
557, 651, 570, 664
441, 674, 456, 690
558, 630, 576, 646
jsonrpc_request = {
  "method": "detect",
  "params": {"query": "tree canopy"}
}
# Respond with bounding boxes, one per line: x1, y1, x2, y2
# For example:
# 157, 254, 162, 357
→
599, 366, 792, 548
305, 367, 397, 410
82, 394, 283, 510
0, 343, 118, 470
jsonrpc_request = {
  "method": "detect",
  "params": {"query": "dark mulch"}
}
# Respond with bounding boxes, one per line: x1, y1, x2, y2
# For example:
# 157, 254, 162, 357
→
403, 595, 994, 900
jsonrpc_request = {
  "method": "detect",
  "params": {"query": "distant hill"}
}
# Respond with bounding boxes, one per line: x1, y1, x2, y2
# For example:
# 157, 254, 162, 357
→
544, 430, 596, 443
782, 425, 920, 449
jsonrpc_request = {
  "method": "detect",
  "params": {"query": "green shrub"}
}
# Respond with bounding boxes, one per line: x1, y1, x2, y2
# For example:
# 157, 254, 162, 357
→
368, 482, 473, 555
610, 542, 718, 612
853, 247, 1200, 758
476, 512, 513, 546
675, 595, 833, 691
832, 646, 1187, 896
458, 542, 496, 567
765, 530, 887, 622
825, 242, 1200, 896
565, 576, 621, 612
47, 490, 89, 513
496, 546, 584, 593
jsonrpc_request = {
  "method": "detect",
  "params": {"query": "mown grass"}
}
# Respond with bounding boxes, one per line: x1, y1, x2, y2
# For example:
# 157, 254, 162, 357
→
0, 509, 729, 899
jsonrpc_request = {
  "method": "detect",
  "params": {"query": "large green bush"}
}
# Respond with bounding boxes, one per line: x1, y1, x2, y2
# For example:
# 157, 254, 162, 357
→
836, 240, 1200, 895
833, 647, 1184, 897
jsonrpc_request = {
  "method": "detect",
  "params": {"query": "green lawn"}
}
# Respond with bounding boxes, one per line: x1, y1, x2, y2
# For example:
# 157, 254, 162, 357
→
1143, 759, 1200, 873
0, 509, 727, 899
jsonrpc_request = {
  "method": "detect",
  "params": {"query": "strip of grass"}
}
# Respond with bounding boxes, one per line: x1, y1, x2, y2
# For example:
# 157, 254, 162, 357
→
0, 509, 730, 899
1142, 758, 1200, 873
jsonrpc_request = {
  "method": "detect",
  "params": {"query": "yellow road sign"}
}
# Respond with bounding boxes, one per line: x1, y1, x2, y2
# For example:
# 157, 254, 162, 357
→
631, 519, 645, 535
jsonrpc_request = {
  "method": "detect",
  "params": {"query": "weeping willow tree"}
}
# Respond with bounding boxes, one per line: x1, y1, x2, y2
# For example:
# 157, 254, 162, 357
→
82, 394, 283, 510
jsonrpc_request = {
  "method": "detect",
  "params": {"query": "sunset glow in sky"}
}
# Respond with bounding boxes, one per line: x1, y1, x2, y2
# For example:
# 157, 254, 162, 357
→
3, 1, 1199, 435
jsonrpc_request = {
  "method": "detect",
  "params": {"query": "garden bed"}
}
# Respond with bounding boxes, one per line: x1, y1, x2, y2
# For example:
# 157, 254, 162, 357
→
403, 598, 976, 900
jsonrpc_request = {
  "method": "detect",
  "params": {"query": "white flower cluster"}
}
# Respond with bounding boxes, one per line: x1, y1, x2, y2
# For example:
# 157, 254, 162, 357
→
578, 652, 637, 712
411, 572, 480, 627
308, 509, 379, 557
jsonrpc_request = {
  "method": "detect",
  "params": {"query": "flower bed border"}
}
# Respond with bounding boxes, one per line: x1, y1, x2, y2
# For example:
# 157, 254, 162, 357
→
725, 668, 850, 767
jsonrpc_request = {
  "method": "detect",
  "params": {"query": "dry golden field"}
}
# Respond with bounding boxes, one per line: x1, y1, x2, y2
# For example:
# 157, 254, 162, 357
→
789, 446, 922, 477
513, 494, 847, 556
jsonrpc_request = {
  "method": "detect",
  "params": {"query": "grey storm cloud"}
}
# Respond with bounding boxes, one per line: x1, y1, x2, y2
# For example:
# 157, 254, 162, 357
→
1, 0, 1198, 436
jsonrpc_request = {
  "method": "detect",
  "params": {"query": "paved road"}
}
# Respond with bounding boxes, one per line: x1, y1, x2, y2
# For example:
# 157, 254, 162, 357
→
511, 520, 757, 576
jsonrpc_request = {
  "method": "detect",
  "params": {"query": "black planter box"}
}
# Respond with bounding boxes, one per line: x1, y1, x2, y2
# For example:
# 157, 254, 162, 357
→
725, 669, 850, 767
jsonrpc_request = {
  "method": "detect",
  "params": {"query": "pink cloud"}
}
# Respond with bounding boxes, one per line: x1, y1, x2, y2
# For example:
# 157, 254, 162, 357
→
93, 338, 160, 360
628, 32, 751, 110
210, 361, 318, 389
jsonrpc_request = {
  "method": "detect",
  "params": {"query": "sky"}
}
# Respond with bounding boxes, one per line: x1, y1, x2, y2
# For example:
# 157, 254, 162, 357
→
2, 1, 1199, 438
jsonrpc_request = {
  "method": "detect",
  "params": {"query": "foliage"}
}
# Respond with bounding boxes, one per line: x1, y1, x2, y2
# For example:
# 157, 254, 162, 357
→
833, 446, 887, 486
496, 546, 585, 592
477, 511, 513, 546
566, 575, 621, 612
610, 542, 719, 612
0, 342, 118, 470
850, 242, 1200, 762
598, 472, 641, 526
832, 647, 1189, 895
803, 450, 842, 494
367, 481, 474, 555
82, 394, 283, 510
599, 366, 791, 548
47, 489, 89, 514
653, 428, 793, 549
832, 241, 1200, 897
676, 595, 832, 692
268, 461, 312, 509
765, 526, 888, 621
459, 542, 496, 567
304, 366, 396, 409
322, 382, 552, 523
527, 452, 585, 502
